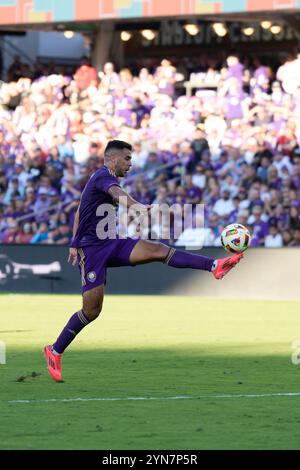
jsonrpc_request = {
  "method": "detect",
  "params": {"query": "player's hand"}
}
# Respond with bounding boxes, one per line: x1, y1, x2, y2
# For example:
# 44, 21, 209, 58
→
68, 247, 78, 266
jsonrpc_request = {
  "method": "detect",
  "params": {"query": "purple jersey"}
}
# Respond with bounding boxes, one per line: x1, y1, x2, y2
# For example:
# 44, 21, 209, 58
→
186, 186, 201, 201
227, 63, 244, 83
252, 220, 269, 240
71, 166, 120, 248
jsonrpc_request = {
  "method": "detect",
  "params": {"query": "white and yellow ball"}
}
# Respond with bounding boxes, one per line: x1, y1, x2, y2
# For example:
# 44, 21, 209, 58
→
221, 224, 251, 254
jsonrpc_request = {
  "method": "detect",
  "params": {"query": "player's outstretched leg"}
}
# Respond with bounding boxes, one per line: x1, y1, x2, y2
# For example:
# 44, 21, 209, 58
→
44, 285, 104, 382
164, 247, 243, 280
129, 241, 243, 280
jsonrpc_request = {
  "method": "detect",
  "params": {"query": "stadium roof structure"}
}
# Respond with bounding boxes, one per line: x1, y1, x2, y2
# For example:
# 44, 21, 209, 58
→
0, 0, 299, 29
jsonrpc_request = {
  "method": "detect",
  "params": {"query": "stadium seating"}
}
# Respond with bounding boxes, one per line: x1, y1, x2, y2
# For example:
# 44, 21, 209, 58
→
0, 56, 300, 247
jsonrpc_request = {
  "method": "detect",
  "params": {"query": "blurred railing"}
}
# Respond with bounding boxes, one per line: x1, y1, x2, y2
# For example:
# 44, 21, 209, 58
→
1, 36, 35, 67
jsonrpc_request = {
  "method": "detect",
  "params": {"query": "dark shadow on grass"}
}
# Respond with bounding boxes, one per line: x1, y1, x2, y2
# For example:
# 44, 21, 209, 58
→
1, 345, 299, 398
1, 347, 300, 450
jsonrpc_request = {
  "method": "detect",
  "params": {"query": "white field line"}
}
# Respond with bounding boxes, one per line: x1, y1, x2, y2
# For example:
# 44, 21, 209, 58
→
6, 392, 300, 404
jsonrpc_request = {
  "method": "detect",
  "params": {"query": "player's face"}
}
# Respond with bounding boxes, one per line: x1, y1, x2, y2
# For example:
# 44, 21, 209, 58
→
115, 149, 132, 177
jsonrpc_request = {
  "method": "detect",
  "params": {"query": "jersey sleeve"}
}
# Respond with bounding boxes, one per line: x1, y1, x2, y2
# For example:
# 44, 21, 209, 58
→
94, 174, 120, 194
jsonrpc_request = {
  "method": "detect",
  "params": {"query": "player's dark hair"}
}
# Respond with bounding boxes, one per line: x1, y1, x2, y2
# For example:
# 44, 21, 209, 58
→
104, 140, 132, 156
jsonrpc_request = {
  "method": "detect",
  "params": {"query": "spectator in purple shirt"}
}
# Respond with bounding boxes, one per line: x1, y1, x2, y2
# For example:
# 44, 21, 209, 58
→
226, 55, 244, 85
132, 98, 151, 128
250, 205, 269, 245
154, 59, 177, 96
184, 174, 202, 205
252, 59, 271, 91
224, 78, 248, 120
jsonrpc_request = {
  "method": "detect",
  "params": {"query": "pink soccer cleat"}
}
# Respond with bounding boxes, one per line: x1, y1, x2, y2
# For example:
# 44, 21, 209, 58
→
44, 345, 63, 382
212, 253, 244, 280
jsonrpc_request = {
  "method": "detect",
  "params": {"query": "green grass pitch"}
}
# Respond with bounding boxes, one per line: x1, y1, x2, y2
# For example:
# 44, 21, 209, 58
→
1, 294, 300, 450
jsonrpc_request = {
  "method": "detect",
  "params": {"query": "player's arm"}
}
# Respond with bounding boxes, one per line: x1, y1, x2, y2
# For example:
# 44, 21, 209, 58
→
108, 185, 151, 211
68, 206, 80, 266
72, 206, 80, 238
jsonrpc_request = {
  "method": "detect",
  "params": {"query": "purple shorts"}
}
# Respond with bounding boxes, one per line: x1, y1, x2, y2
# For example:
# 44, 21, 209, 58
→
77, 238, 139, 293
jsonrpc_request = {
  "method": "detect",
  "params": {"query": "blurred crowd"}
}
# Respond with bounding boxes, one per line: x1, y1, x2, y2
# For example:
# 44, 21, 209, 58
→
1, 52, 300, 247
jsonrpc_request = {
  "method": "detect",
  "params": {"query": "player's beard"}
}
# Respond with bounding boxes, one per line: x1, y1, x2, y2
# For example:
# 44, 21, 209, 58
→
117, 167, 129, 177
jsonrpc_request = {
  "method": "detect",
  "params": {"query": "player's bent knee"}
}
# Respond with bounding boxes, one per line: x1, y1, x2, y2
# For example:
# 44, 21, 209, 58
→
143, 242, 169, 261
82, 299, 103, 321
153, 243, 170, 261
83, 304, 102, 322
82, 285, 104, 321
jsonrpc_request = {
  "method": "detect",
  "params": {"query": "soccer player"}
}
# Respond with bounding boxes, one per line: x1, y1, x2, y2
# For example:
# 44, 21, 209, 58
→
44, 140, 243, 382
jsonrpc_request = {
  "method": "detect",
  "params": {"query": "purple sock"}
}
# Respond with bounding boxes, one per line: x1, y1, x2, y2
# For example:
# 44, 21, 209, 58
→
165, 248, 215, 272
52, 310, 91, 354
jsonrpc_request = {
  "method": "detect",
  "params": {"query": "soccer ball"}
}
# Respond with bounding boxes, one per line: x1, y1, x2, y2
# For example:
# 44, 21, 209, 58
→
221, 224, 251, 254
